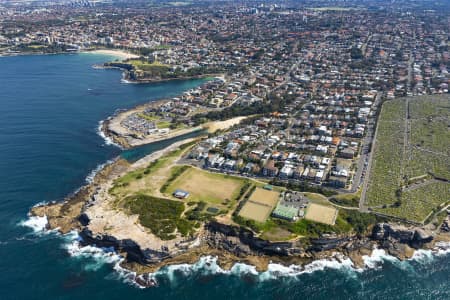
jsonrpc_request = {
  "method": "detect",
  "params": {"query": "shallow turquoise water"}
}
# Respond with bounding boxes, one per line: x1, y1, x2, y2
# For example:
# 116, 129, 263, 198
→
0, 53, 449, 300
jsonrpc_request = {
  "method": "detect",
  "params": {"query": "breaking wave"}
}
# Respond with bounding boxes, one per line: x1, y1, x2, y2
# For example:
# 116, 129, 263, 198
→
96, 120, 122, 148
58, 235, 450, 288
64, 232, 123, 271
120, 78, 133, 84
20, 211, 450, 288
360, 248, 399, 270
85, 158, 116, 184
19, 215, 49, 234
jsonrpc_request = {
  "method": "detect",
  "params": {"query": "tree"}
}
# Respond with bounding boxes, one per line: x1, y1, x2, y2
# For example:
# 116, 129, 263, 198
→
350, 46, 363, 59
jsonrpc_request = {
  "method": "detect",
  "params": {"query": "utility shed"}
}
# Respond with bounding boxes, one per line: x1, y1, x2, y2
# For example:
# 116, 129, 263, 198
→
173, 189, 190, 199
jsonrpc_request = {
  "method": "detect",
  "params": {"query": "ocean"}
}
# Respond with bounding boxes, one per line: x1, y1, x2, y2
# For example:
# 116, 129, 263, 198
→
0, 53, 449, 300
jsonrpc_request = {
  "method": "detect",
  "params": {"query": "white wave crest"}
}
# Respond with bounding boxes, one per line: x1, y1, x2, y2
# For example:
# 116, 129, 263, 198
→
229, 263, 259, 276
360, 248, 398, 270
258, 254, 354, 281
62, 232, 142, 287
158, 256, 226, 282
433, 241, 450, 256
152, 254, 356, 283
409, 241, 450, 263
19, 215, 49, 233
31, 200, 52, 208
85, 159, 115, 183
96, 120, 122, 148
120, 78, 133, 84
410, 249, 435, 264
64, 232, 123, 271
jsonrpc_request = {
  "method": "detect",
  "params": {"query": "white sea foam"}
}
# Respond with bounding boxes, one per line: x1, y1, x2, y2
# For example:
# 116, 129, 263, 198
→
19, 215, 49, 233
64, 232, 123, 271
360, 248, 398, 270
410, 249, 435, 264
434, 241, 450, 256
62, 232, 143, 287
44, 237, 450, 288
229, 263, 259, 276
159, 256, 226, 281
85, 159, 115, 184
21, 209, 450, 287
31, 200, 51, 208
120, 78, 133, 84
96, 120, 122, 148
258, 254, 355, 281
409, 241, 450, 263
151, 253, 357, 284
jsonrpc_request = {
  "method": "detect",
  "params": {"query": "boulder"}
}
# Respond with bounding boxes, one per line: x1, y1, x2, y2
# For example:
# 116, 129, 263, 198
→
413, 228, 433, 243
372, 223, 434, 247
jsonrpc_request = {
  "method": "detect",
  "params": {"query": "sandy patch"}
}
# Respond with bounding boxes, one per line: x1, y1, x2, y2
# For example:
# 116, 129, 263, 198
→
205, 116, 248, 133
248, 188, 280, 207
238, 188, 280, 223
305, 203, 338, 225
86, 49, 139, 60
238, 201, 273, 223
168, 168, 243, 204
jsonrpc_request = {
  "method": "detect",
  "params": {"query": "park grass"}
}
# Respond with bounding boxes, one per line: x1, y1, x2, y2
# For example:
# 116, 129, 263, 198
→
28, 44, 46, 49
330, 189, 361, 207
260, 226, 295, 241
137, 112, 187, 130
237, 187, 280, 223
127, 59, 170, 70
304, 192, 331, 206
236, 205, 379, 240
165, 167, 248, 209
109, 141, 196, 199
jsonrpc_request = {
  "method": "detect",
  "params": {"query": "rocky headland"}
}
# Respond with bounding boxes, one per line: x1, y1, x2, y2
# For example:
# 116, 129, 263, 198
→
29, 143, 450, 287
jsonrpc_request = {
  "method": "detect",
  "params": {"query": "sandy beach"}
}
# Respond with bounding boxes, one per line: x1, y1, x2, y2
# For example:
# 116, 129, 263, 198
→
84, 49, 139, 60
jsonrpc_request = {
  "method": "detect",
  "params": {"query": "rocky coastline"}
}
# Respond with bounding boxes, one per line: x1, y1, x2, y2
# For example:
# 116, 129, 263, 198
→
29, 149, 450, 287
95, 61, 219, 84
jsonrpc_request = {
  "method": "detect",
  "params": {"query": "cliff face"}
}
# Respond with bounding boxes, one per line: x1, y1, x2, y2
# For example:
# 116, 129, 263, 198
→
206, 221, 303, 257
371, 223, 434, 248
205, 221, 357, 257
27, 155, 443, 276
79, 228, 162, 264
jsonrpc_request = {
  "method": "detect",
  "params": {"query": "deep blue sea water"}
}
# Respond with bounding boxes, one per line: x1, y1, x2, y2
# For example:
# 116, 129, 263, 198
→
0, 53, 449, 300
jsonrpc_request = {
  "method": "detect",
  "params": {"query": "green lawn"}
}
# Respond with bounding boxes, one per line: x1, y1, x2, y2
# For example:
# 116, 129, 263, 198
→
123, 194, 195, 240
165, 167, 248, 207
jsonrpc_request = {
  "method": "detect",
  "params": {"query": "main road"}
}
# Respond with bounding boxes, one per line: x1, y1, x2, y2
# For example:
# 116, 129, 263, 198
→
358, 92, 383, 211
